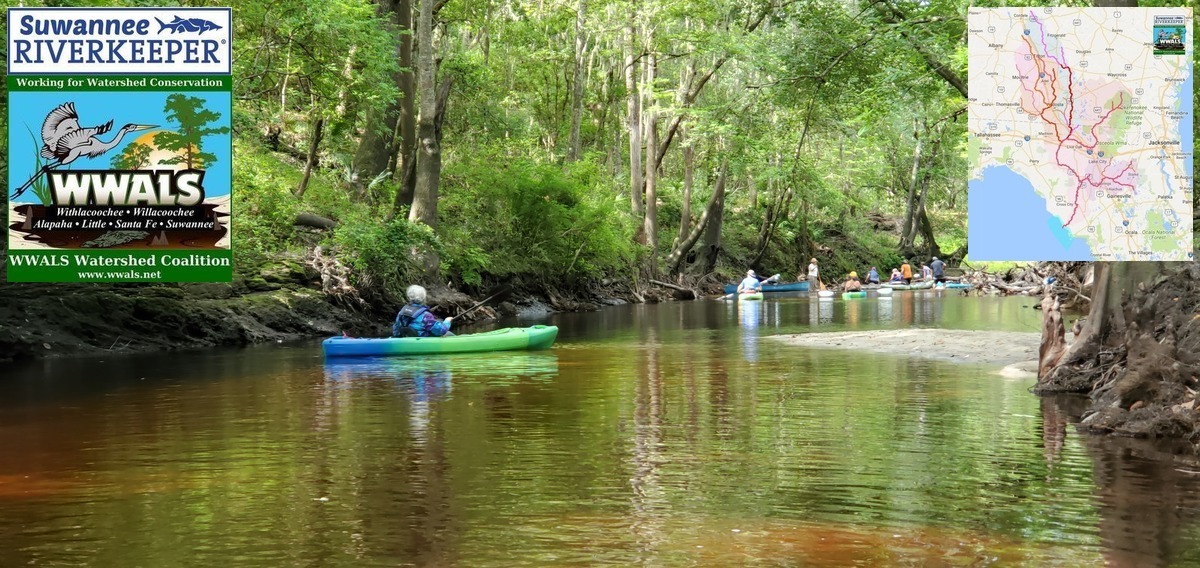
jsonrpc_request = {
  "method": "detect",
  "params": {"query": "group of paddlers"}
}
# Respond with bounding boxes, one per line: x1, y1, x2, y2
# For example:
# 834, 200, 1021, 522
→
840, 257, 948, 291
738, 256, 949, 295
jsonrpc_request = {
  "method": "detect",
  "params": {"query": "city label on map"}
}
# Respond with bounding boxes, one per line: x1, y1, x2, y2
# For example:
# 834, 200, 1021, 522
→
967, 8, 1193, 261
6, 8, 233, 282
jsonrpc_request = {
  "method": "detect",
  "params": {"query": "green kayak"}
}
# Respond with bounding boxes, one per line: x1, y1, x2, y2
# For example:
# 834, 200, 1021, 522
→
740, 292, 763, 301
841, 291, 866, 299
323, 325, 559, 357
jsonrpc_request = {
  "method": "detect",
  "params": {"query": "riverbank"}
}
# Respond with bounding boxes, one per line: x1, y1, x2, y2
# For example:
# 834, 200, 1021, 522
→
768, 328, 1045, 375
0, 257, 389, 364
0, 252, 643, 364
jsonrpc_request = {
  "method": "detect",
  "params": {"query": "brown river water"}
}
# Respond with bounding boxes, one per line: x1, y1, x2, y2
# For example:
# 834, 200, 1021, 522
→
3, 292, 1200, 567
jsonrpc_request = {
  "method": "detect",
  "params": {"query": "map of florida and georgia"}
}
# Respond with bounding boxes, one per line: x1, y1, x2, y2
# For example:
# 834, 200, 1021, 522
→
968, 8, 1193, 261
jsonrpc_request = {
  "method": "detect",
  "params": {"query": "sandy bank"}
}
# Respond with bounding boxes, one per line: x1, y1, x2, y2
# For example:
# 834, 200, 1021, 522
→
768, 328, 1048, 374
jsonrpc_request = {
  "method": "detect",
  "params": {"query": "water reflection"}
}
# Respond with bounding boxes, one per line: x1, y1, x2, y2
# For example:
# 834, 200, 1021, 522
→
0, 297, 1192, 566
809, 297, 834, 326
877, 296, 893, 322
845, 297, 861, 326
738, 300, 761, 363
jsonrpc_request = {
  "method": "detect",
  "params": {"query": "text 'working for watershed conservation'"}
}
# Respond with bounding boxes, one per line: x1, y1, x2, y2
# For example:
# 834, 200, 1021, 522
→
6, 7, 233, 282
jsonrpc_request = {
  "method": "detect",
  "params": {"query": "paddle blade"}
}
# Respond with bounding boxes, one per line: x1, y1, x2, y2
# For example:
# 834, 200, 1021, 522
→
481, 283, 513, 305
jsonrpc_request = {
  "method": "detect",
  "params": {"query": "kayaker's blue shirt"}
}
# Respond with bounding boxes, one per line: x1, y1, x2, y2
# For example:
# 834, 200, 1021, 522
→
867, 269, 880, 283
737, 276, 761, 293
392, 303, 452, 337
931, 259, 946, 277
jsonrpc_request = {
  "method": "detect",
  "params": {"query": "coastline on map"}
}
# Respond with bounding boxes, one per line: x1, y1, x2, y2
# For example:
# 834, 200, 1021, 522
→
968, 165, 1095, 262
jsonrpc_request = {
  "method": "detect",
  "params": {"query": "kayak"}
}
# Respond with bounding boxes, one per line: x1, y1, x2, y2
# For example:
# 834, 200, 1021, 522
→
740, 292, 763, 301
883, 280, 935, 291
941, 282, 972, 289
722, 281, 810, 294
817, 290, 834, 298
842, 291, 866, 299
876, 287, 893, 295
323, 325, 559, 358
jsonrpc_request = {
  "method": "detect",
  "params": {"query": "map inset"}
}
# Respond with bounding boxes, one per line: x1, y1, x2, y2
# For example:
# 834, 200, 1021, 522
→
968, 8, 1193, 261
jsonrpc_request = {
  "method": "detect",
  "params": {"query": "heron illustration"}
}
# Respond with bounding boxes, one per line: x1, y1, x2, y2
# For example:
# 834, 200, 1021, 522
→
10, 102, 157, 199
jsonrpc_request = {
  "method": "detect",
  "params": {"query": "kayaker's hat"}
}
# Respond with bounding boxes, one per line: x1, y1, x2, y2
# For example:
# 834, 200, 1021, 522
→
810, 258, 817, 263
747, 270, 756, 277
932, 257, 938, 261
850, 271, 858, 278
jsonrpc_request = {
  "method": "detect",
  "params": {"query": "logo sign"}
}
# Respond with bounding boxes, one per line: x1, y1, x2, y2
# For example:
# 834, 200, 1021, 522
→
1153, 15, 1187, 55
6, 8, 233, 283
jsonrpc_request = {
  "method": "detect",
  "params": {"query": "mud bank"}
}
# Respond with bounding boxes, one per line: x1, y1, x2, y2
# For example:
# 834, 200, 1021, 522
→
0, 255, 635, 364
768, 328, 1045, 372
0, 273, 387, 365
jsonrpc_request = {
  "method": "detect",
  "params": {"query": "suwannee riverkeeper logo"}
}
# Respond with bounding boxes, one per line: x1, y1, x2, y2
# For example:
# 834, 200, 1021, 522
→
6, 8, 233, 283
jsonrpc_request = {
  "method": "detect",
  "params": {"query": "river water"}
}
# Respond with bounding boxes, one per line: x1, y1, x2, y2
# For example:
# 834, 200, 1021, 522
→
4, 293, 1200, 567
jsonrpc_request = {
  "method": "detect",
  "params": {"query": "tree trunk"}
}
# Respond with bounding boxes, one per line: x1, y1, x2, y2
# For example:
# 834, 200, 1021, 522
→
909, 132, 941, 257
914, 205, 942, 259
567, 0, 587, 162
748, 174, 757, 211
899, 119, 922, 258
352, 0, 405, 192
295, 116, 325, 197
749, 185, 793, 268
335, 46, 358, 117
625, 20, 644, 221
392, 0, 417, 213
697, 159, 728, 275
666, 159, 725, 274
409, 0, 441, 240
642, 49, 658, 257
280, 38, 292, 113
673, 126, 693, 249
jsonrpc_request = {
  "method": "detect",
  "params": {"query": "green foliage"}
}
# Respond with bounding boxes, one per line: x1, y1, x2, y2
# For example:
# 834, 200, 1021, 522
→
24, 125, 52, 205
231, 142, 350, 265
440, 152, 636, 283
330, 211, 440, 298
111, 141, 152, 170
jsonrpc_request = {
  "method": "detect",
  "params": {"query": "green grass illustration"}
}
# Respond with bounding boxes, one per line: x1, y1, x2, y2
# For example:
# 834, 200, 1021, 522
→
25, 125, 52, 205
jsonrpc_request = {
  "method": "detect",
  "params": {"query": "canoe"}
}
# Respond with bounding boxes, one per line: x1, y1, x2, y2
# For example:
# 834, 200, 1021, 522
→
323, 325, 559, 358
722, 281, 810, 294
883, 280, 935, 291
817, 290, 834, 298
842, 291, 866, 299
876, 287, 893, 295
740, 292, 763, 301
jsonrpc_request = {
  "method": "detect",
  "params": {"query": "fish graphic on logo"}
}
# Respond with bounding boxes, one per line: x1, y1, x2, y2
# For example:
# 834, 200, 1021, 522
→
155, 15, 223, 34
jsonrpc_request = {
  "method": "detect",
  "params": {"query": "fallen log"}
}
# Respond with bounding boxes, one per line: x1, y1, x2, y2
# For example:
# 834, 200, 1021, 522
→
649, 279, 690, 292
295, 213, 338, 230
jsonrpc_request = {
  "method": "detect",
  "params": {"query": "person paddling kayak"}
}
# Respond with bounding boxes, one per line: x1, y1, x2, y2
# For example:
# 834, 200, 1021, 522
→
737, 270, 764, 295
393, 285, 455, 337
843, 271, 863, 292
866, 267, 880, 285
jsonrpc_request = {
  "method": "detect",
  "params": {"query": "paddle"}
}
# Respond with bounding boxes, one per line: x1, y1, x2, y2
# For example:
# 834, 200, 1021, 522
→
720, 273, 780, 300
454, 284, 514, 320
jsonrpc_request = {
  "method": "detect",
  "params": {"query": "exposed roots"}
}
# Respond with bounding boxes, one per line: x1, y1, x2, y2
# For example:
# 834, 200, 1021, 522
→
307, 246, 366, 310
1037, 263, 1200, 445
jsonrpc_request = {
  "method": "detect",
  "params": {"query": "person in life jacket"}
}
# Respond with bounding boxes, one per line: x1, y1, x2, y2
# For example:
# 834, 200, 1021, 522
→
392, 285, 454, 337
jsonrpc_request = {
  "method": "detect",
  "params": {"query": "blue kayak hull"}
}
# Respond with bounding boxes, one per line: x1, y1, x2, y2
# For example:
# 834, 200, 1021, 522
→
723, 281, 810, 294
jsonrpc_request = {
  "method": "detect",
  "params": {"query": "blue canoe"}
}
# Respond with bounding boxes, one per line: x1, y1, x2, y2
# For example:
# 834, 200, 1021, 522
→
723, 281, 810, 294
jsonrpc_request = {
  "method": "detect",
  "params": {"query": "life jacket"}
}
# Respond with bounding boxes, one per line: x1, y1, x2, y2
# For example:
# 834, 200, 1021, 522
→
392, 304, 430, 337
